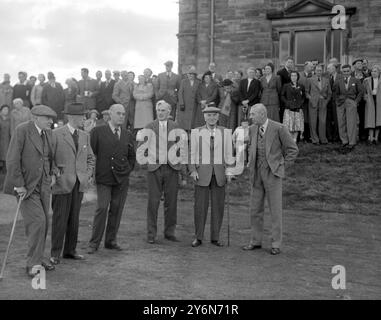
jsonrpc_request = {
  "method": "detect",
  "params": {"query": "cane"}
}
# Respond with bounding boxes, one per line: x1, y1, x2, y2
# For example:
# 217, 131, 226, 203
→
226, 180, 231, 247
0, 194, 25, 280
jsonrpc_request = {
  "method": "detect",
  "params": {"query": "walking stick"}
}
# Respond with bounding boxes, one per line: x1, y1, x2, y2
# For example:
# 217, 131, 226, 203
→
0, 194, 25, 280
226, 181, 230, 247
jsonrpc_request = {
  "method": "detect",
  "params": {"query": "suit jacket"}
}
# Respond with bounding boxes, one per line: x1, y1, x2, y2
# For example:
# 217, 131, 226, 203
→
137, 119, 185, 172
307, 75, 332, 108
41, 83, 65, 119
239, 78, 261, 106
248, 120, 298, 183
77, 78, 99, 109
334, 76, 364, 106
188, 126, 233, 187
51, 125, 95, 194
3, 121, 54, 198
90, 124, 135, 185
260, 75, 282, 106
277, 68, 292, 87
281, 83, 306, 111
96, 79, 115, 112
156, 72, 181, 105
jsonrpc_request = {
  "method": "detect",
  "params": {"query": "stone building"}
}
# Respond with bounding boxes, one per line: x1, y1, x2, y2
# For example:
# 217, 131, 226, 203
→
177, 0, 381, 75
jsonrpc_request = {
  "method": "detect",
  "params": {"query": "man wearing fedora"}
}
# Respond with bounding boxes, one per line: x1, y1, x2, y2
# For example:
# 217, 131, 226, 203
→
188, 105, 234, 247
156, 60, 181, 120
49, 103, 95, 265
4, 105, 57, 277
177, 65, 201, 132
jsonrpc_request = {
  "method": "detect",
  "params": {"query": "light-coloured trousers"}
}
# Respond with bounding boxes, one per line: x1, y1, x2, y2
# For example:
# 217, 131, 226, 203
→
337, 98, 358, 146
309, 98, 328, 143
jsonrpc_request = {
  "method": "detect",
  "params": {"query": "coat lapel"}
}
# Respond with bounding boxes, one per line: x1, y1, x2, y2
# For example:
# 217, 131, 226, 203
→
28, 122, 43, 155
265, 121, 276, 159
63, 126, 76, 153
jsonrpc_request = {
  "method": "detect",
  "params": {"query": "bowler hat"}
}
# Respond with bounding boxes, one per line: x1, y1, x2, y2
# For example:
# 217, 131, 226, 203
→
63, 102, 87, 115
31, 105, 57, 118
221, 79, 234, 87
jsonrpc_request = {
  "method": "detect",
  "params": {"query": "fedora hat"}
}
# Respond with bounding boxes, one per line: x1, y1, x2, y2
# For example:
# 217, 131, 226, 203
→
63, 102, 87, 115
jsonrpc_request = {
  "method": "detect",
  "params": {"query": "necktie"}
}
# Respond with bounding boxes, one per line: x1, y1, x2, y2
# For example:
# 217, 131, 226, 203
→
159, 123, 167, 163
41, 130, 46, 148
72, 129, 79, 151
114, 127, 119, 140
344, 77, 348, 84
259, 126, 265, 137
318, 77, 321, 82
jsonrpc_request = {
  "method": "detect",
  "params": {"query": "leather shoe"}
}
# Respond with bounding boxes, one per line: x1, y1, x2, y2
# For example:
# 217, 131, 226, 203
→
211, 240, 224, 247
63, 253, 85, 260
105, 243, 123, 251
191, 239, 202, 247
270, 248, 281, 255
87, 247, 98, 254
49, 257, 60, 265
165, 235, 179, 242
242, 244, 262, 251
26, 266, 41, 278
41, 261, 55, 271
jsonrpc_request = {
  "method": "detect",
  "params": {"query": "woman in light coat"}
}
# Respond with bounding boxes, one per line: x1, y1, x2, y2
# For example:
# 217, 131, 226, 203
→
133, 75, 154, 130
363, 65, 381, 144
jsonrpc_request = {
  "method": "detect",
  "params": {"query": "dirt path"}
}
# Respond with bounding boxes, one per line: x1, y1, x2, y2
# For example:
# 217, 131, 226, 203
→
0, 190, 380, 300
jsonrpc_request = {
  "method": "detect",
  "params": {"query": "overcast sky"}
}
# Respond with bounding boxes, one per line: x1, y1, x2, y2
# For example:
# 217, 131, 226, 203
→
0, 0, 179, 85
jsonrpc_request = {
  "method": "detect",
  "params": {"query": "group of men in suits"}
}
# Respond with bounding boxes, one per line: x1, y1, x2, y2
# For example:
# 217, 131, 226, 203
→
3, 102, 136, 277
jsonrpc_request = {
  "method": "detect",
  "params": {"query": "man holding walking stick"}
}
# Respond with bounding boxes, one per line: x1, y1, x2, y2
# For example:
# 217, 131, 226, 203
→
3, 105, 57, 277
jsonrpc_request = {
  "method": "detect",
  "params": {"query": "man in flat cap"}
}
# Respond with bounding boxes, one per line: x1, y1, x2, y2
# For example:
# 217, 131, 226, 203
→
49, 103, 95, 265
156, 60, 181, 120
88, 104, 136, 253
188, 104, 234, 247
4, 105, 57, 277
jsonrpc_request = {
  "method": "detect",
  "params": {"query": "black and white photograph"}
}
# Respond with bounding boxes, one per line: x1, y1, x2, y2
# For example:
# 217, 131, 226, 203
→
0, 0, 380, 308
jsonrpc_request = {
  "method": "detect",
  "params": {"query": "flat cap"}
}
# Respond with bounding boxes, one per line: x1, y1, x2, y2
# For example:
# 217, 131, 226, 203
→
31, 105, 57, 118
164, 60, 173, 66
187, 65, 197, 74
101, 110, 110, 115
202, 103, 221, 114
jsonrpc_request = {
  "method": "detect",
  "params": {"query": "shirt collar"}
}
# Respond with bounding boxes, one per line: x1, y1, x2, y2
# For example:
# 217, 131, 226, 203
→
34, 123, 42, 135
159, 120, 167, 127
260, 119, 269, 133
66, 123, 76, 134
109, 122, 121, 133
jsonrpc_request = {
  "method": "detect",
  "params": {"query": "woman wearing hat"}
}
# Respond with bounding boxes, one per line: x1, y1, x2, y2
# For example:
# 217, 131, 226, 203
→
0, 104, 11, 173
363, 65, 381, 144
260, 63, 282, 122
177, 65, 201, 131
84, 109, 99, 133
194, 71, 218, 128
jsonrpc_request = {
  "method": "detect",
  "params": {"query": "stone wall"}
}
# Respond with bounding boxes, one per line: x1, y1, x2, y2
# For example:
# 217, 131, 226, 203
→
178, 0, 381, 76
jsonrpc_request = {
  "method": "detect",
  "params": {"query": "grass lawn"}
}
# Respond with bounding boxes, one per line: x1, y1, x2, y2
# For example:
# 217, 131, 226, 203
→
130, 142, 381, 216
1, 142, 380, 216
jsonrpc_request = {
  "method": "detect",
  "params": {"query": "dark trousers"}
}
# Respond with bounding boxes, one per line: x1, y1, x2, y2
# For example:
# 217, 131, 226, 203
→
326, 100, 339, 142
51, 180, 83, 258
194, 174, 225, 241
147, 165, 178, 240
20, 179, 50, 268
89, 181, 129, 248
358, 99, 367, 141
